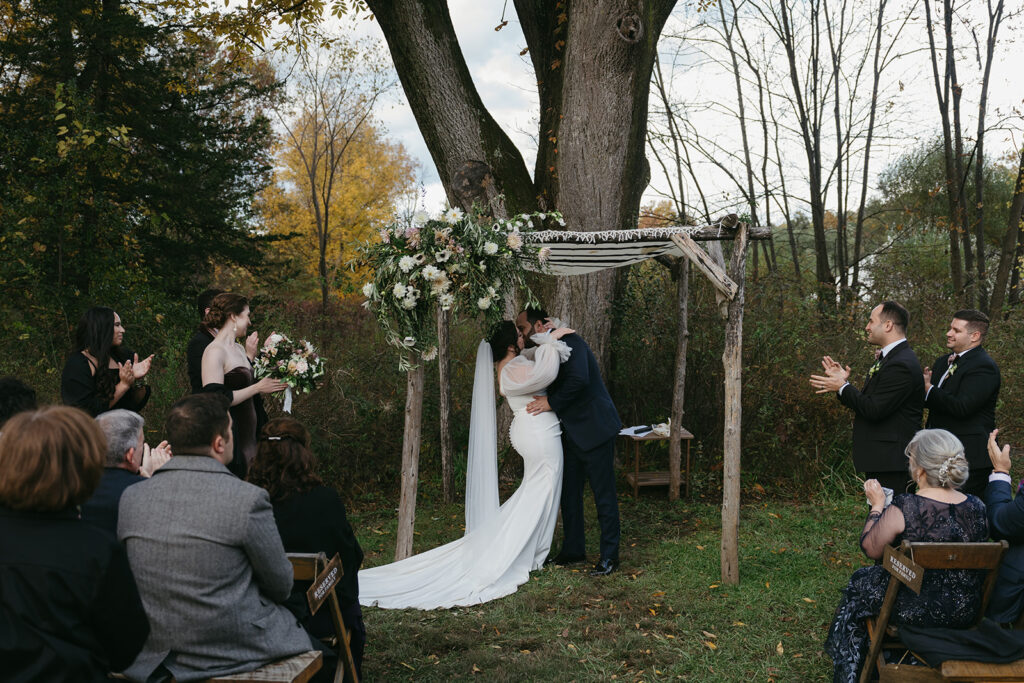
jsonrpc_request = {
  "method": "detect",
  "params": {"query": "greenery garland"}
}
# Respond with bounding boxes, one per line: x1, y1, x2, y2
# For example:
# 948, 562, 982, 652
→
356, 208, 558, 369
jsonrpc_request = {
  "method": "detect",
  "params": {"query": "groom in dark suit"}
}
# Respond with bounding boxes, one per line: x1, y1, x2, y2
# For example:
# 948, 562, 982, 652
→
924, 309, 1000, 496
518, 307, 622, 576
810, 301, 924, 493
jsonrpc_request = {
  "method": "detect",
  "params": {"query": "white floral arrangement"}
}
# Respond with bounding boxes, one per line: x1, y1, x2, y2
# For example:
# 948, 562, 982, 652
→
253, 333, 325, 412
357, 207, 560, 368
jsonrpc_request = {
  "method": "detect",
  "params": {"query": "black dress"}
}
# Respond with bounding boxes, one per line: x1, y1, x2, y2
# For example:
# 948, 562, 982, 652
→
61, 349, 150, 417
824, 493, 989, 682
272, 485, 365, 680
204, 365, 258, 479
0, 506, 150, 682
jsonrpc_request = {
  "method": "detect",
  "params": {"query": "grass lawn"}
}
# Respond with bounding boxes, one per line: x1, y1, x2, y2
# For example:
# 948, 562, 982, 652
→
350, 479, 874, 681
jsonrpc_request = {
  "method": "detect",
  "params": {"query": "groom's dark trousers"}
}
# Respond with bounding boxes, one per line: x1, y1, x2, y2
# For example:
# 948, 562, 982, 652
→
546, 333, 622, 562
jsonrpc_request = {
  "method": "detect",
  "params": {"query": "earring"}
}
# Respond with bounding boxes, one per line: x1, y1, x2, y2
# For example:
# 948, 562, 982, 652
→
233, 323, 238, 335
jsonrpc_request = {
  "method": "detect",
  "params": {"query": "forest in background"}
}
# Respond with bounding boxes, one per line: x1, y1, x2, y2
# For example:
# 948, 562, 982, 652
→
1, 0, 1022, 500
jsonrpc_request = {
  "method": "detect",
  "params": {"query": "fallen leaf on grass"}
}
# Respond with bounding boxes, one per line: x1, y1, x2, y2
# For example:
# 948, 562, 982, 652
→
472, 664, 482, 673
704, 640, 717, 650
702, 631, 717, 639
802, 597, 815, 603
401, 662, 415, 670
651, 591, 665, 597
709, 584, 720, 589
732, 621, 745, 627
696, 545, 705, 550
775, 642, 784, 655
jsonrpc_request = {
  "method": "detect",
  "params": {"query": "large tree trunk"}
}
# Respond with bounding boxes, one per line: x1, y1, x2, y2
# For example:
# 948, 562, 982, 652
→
522, 0, 674, 365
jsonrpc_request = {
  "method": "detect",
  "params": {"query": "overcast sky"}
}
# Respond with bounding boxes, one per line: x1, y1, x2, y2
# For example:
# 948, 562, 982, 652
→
348, 2, 1024, 221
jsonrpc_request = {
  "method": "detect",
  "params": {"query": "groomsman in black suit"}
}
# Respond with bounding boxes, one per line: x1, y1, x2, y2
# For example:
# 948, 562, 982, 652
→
924, 309, 1000, 496
810, 301, 924, 493
519, 307, 622, 577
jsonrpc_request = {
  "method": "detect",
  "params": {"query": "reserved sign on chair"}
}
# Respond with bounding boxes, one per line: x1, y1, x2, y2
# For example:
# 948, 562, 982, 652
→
305, 553, 343, 615
883, 544, 924, 595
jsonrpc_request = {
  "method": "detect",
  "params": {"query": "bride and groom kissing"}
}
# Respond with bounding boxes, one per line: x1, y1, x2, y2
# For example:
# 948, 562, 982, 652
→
358, 306, 622, 610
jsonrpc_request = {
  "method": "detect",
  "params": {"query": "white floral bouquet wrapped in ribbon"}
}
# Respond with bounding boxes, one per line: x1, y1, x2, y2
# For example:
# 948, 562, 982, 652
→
253, 333, 325, 412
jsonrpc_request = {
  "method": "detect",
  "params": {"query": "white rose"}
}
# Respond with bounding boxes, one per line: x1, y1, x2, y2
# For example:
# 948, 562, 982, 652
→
483, 241, 498, 255
412, 210, 429, 227
294, 358, 309, 374
477, 296, 491, 310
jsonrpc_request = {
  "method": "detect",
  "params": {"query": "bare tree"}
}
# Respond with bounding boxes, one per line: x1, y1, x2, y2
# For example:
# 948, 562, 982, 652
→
274, 42, 393, 311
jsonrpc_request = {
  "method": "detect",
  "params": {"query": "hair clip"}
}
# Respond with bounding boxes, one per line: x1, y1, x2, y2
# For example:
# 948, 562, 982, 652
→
261, 436, 283, 441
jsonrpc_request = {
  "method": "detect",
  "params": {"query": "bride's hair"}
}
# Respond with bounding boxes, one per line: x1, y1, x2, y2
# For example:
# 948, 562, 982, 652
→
487, 321, 519, 361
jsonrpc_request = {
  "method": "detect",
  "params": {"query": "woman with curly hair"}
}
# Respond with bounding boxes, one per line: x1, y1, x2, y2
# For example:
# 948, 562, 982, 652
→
248, 417, 364, 680
201, 293, 284, 478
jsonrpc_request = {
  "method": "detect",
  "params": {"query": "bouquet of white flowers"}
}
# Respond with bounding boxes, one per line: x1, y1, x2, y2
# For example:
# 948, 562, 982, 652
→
357, 208, 559, 369
253, 333, 325, 412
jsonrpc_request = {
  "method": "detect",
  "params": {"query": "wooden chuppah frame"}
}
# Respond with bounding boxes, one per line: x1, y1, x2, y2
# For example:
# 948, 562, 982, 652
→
393, 216, 770, 584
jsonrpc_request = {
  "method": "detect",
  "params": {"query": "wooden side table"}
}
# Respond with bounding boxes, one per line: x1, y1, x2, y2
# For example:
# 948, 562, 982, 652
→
620, 428, 695, 499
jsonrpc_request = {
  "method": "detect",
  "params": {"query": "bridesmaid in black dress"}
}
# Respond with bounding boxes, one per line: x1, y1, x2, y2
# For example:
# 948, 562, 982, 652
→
61, 307, 153, 417
200, 293, 284, 478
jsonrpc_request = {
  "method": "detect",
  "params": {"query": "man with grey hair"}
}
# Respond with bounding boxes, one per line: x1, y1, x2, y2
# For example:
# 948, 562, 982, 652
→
81, 409, 172, 535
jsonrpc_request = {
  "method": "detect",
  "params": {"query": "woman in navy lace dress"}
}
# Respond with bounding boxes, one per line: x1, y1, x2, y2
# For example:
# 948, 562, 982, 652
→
824, 429, 988, 682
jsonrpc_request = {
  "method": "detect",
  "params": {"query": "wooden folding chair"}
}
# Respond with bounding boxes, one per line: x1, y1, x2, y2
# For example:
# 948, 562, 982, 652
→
859, 540, 1007, 683
288, 553, 359, 683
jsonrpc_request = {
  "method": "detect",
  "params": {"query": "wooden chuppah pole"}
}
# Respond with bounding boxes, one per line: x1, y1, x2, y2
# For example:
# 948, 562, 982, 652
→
395, 362, 425, 561
720, 223, 749, 584
437, 308, 455, 503
668, 259, 690, 502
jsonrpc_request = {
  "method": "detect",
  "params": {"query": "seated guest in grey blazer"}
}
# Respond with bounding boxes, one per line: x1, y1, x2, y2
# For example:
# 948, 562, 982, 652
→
118, 394, 313, 682
985, 429, 1024, 625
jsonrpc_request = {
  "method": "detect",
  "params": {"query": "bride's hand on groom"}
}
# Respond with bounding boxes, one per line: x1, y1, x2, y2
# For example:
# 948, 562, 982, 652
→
551, 327, 574, 340
526, 395, 551, 415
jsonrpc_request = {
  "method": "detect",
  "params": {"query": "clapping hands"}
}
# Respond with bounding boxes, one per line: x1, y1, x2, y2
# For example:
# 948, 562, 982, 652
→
989, 429, 1012, 473
140, 440, 172, 478
809, 356, 851, 394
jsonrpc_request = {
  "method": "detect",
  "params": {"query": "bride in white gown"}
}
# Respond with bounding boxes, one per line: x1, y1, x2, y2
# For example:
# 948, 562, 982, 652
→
359, 322, 573, 610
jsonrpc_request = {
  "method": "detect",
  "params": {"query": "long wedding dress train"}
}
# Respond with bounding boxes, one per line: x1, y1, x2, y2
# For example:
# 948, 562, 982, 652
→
358, 337, 567, 610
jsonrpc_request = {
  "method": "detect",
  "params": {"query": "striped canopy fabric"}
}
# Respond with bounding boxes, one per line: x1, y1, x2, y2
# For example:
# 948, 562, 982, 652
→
522, 226, 706, 275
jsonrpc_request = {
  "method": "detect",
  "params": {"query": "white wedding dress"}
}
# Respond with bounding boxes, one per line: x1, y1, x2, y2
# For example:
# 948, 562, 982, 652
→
358, 335, 568, 610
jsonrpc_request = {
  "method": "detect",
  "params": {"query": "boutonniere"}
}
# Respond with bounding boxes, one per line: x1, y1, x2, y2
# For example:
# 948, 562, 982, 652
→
947, 362, 958, 377
867, 360, 882, 378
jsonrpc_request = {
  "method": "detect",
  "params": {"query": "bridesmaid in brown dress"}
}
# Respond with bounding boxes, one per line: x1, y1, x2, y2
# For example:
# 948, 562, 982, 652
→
200, 293, 285, 478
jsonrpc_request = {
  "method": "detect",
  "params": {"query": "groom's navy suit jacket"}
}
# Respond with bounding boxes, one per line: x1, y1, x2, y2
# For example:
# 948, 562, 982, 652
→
546, 333, 621, 452
985, 479, 1024, 623
925, 346, 1000, 469
837, 340, 923, 473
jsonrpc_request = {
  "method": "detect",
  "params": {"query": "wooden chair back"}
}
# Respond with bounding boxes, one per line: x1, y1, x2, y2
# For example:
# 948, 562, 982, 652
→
287, 553, 359, 683
859, 540, 1008, 683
